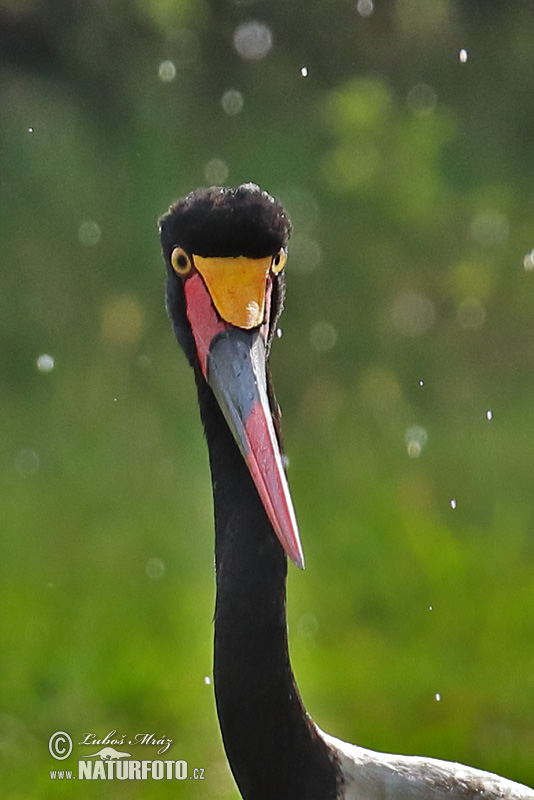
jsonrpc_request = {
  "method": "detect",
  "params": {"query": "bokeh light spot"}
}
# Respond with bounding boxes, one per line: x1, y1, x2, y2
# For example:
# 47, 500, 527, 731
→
457, 298, 485, 330
221, 89, 244, 115
233, 21, 273, 60
158, 60, 177, 82
36, 353, 55, 372
523, 250, 534, 270
405, 425, 428, 459
391, 291, 435, 336
101, 295, 144, 346
310, 322, 337, 352
288, 235, 321, 274
146, 558, 165, 581
407, 83, 437, 115
78, 220, 101, 247
356, 0, 374, 17
471, 210, 509, 247
15, 448, 40, 476
204, 158, 229, 185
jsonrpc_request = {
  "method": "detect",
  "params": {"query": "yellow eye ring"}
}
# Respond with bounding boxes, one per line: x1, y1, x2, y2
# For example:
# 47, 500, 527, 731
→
171, 246, 193, 276
272, 248, 287, 274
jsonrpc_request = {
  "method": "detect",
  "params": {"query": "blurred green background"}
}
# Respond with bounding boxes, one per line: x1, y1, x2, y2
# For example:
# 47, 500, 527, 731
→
2, 0, 534, 796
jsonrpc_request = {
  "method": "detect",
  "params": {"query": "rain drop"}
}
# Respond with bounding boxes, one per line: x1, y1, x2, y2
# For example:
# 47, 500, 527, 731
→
419, 380, 424, 387
391, 291, 435, 336
204, 158, 229, 185
204, 676, 212, 685
300, 66, 308, 77
310, 322, 337, 353
137, 354, 151, 369
222, 89, 244, 116
471, 210, 509, 247
450, 498, 457, 510
486, 409, 493, 421
15, 448, 40, 476
405, 425, 428, 459
28, 127, 34, 134
435, 693, 441, 702
356, 0, 374, 16
459, 49, 468, 63
233, 21, 273, 60
407, 83, 437, 115
36, 354, 55, 372
428, 605, 433, 611
523, 250, 534, 271
78, 220, 102, 247
276, 328, 283, 338
146, 557, 165, 581
158, 60, 177, 82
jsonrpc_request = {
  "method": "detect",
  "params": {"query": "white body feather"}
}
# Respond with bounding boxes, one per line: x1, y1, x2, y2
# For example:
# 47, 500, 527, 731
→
318, 730, 534, 799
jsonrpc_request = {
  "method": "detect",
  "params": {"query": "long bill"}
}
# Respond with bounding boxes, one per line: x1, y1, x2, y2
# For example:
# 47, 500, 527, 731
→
206, 328, 305, 570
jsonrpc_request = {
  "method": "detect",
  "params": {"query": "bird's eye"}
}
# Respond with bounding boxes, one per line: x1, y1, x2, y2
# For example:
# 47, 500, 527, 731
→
171, 247, 193, 277
271, 248, 287, 274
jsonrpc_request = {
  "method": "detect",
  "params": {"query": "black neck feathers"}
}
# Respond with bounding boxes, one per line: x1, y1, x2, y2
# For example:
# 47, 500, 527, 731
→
195, 374, 339, 800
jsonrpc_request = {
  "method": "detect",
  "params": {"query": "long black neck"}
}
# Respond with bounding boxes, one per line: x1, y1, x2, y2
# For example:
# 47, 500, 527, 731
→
196, 374, 339, 800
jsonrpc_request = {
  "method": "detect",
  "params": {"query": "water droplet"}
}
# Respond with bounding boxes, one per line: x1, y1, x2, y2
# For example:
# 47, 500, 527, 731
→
28, 127, 34, 134
287, 235, 321, 274
101, 295, 144, 346
356, 0, 374, 16
407, 83, 437, 115
428, 605, 433, 611
450, 498, 457, 510
391, 291, 435, 336
221, 89, 244, 115
407, 441, 421, 458
405, 425, 428, 459
310, 321, 337, 352
435, 693, 441, 702
203, 676, 211, 685
459, 49, 468, 63
523, 250, 534, 271
419, 380, 424, 387
15, 448, 40, 476
297, 613, 319, 639
300, 66, 308, 77
137, 354, 151, 369
36, 353, 55, 372
471, 210, 509, 247
486, 409, 493, 421
233, 21, 273, 60
78, 220, 101, 247
457, 298, 486, 330
146, 557, 165, 581
204, 158, 229, 185
276, 328, 283, 338
158, 60, 177, 82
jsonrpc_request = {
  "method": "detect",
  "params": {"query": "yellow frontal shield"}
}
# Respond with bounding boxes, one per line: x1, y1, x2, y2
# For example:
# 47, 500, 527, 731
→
193, 255, 272, 329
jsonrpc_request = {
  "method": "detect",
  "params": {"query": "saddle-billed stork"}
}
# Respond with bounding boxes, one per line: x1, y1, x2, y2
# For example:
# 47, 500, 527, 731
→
159, 184, 534, 799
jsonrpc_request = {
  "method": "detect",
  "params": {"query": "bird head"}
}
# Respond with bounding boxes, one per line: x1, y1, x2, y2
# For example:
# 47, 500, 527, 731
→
159, 184, 304, 569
